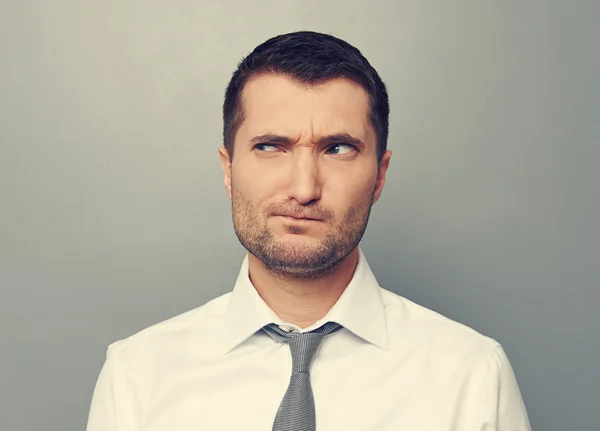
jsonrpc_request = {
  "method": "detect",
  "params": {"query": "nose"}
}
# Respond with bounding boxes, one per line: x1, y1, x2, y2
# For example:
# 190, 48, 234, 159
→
286, 149, 322, 205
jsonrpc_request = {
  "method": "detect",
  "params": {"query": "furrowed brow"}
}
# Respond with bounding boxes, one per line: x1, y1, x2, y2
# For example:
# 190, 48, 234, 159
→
249, 134, 293, 145
315, 133, 364, 147
249, 133, 364, 147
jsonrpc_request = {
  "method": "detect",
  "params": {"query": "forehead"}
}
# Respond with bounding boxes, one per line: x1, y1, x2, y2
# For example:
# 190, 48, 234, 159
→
237, 74, 374, 144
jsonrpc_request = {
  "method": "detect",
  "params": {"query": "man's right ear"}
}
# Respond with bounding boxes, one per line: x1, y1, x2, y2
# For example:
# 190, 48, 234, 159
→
218, 146, 232, 201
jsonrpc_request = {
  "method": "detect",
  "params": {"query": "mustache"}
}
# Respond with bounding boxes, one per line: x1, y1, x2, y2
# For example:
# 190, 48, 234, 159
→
267, 204, 333, 221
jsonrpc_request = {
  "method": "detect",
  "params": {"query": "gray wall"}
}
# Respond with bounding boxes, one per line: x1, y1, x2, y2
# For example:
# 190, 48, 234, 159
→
1, 1, 598, 430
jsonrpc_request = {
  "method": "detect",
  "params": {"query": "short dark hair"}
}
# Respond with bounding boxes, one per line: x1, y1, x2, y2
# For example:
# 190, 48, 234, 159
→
222, 31, 389, 162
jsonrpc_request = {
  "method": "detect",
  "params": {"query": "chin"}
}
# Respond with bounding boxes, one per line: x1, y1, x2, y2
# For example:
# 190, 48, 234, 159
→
269, 236, 321, 251
275, 235, 323, 247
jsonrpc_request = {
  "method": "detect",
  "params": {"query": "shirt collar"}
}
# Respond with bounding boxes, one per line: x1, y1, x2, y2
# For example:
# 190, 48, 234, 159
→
219, 247, 389, 355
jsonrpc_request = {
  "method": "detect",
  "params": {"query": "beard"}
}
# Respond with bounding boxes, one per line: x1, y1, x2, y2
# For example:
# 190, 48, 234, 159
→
230, 179, 375, 280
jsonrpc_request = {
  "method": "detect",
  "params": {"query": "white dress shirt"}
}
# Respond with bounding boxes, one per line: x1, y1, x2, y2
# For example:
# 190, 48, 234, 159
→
86, 248, 531, 431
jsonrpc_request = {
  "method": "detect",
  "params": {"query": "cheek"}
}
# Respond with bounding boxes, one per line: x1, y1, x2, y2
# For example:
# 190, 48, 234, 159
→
328, 169, 377, 207
231, 162, 279, 203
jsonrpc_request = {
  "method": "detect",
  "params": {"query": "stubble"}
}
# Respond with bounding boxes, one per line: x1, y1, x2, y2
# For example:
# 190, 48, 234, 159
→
230, 179, 375, 280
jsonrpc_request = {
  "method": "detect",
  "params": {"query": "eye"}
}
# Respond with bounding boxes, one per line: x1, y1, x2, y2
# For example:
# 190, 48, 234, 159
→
326, 144, 357, 155
254, 143, 280, 152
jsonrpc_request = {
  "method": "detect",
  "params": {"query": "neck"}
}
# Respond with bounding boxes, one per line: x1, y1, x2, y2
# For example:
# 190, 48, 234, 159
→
247, 248, 360, 328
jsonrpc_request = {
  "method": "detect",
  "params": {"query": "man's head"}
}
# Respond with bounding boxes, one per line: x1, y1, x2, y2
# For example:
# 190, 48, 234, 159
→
219, 31, 392, 279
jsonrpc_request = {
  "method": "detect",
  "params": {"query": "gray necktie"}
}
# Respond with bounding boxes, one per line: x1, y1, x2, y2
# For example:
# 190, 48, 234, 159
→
261, 321, 342, 431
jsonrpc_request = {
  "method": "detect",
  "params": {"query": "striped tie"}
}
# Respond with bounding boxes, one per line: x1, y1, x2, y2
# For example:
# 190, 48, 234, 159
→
261, 322, 343, 431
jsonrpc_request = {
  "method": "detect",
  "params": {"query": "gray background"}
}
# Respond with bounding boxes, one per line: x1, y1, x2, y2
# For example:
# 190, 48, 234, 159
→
1, 1, 598, 430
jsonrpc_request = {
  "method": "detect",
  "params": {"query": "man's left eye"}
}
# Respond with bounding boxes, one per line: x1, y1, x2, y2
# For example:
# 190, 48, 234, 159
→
327, 144, 355, 155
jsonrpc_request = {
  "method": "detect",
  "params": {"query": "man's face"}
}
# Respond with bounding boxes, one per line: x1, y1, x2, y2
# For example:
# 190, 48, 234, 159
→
219, 74, 391, 278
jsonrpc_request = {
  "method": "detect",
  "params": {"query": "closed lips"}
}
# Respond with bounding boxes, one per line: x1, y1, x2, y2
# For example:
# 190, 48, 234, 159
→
278, 214, 320, 221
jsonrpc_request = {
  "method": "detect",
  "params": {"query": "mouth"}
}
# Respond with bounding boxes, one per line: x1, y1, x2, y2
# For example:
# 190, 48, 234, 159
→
276, 214, 321, 222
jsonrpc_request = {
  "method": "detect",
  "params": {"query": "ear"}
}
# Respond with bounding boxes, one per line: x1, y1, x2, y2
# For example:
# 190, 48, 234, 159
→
218, 146, 232, 200
372, 150, 392, 206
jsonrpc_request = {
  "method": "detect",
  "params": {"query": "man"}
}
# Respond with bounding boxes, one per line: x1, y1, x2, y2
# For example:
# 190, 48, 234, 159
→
86, 31, 531, 430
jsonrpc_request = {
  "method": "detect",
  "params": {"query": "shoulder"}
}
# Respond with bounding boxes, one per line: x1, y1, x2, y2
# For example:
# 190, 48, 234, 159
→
106, 291, 232, 361
380, 287, 501, 367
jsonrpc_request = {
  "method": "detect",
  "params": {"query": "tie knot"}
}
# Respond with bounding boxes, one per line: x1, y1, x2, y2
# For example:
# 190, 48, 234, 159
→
261, 322, 342, 373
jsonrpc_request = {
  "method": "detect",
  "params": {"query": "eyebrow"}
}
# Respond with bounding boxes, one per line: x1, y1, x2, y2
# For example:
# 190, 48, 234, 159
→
249, 133, 365, 147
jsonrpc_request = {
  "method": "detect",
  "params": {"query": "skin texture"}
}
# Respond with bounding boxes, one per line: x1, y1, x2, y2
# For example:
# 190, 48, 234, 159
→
219, 74, 391, 328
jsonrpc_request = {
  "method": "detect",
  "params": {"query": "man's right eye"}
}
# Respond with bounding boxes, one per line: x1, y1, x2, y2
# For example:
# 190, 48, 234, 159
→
255, 144, 279, 152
